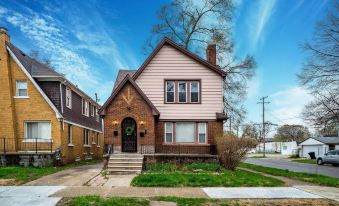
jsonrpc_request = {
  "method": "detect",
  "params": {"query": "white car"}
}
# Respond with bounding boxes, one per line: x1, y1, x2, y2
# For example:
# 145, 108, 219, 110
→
317, 150, 339, 166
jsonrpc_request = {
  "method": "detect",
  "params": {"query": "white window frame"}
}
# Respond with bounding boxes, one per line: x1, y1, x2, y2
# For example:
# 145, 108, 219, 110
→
165, 81, 175, 103
24, 121, 51, 142
83, 129, 89, 146
91, 105, 95, 117
68, 124, 73, 146
95, 108, 100, 122
198, 122, 207, 144
190, 81, 200, 103
66, 87, 72, 109
96, 133, 100, 147
178, 81, 187, 103
164, 122, 174, 143
15, 80, 28, 98
82, 99, 89, 116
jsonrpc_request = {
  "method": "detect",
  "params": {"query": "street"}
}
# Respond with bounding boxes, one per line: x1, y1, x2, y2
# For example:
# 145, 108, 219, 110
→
245, 158, 339, 178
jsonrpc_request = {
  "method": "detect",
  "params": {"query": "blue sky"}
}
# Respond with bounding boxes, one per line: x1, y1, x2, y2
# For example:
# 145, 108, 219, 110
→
0, 0, 332, 133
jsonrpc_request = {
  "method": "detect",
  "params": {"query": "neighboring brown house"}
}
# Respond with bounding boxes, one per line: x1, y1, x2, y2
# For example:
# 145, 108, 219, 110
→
100, 38, 228, 155
0, 28, 103, 165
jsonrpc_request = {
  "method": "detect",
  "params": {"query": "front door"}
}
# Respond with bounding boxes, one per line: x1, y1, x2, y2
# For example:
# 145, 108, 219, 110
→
121, 117, 137, 152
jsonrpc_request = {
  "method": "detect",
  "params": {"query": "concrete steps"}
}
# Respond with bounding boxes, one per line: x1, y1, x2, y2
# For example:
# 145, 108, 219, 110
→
107, 153, 144, 175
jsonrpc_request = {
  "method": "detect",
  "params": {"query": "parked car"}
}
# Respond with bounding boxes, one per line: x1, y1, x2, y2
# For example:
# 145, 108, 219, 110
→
316, 150, 339, 166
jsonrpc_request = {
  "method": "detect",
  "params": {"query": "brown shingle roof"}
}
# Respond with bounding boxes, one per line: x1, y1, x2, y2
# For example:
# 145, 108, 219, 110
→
112, 70, 136, 92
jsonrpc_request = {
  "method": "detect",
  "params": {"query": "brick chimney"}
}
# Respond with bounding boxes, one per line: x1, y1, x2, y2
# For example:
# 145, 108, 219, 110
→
206, 44, 216, 65
0, 27, 17, 140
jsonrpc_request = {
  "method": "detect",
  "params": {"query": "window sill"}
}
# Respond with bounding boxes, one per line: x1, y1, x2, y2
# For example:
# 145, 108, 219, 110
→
68, 144, 74, 147
14, 96, 29, 99
83, 145, 91, 147
97, 145, 101, 148
22, 139, 52, 143
92, 142, 96, 145
66, 106, 72, 109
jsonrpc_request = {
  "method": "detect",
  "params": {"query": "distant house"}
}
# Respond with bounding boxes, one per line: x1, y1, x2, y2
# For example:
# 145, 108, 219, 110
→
299, 136, 339, 158
255, 140, 298, 156
0, 28, 103, 165
99, 37, 228, 155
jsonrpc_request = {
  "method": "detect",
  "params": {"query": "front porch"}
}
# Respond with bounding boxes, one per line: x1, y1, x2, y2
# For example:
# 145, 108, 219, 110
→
0, 138, 53, 154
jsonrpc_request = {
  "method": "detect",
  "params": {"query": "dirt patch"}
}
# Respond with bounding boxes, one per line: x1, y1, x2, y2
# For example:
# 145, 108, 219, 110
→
0, 179, 17, 186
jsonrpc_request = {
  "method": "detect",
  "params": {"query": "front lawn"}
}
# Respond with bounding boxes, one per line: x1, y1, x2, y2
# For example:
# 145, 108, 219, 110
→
292, 159, 316, 164
0, 159, 100, 185
131, 163, 284, 187
65, 196, 149, 206
239, 162, 339, 187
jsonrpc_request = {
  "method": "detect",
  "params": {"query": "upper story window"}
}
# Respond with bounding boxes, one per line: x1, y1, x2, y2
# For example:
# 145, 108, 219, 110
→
16, 80, 28, 97
66, 87, 72, 109
190, 81, 200, 103
178, 81, 187, 103
165, 81, 175, 103
91, 104, 95, 117
82, 99, 89, 116
95, 108, 100, 122
165, 80, 200, 103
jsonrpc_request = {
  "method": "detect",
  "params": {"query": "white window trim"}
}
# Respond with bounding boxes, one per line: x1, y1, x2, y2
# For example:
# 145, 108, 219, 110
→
165, 81, 175, 103
24, 121, 52, 140
190, 81, 200, 103
164, 122, 174, 144
178, 81, 187, 103
83, 129, 89, 146
66, 87, 72, 109
15, 80, 28, 98
198, 122, 207, 144
91, 105, 95, 117
82, 99, 89, 117
68, 124, 73, 145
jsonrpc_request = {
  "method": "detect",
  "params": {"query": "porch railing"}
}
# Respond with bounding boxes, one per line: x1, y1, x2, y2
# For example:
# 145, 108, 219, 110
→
141, 144, 217, 155
0, 138, 53, 154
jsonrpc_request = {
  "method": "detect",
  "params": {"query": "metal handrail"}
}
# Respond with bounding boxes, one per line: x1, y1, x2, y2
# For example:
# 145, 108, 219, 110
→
0, 138, 53, 154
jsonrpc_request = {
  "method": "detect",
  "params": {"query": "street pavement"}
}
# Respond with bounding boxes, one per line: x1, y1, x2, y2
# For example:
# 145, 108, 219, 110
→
245, 158, 339, 178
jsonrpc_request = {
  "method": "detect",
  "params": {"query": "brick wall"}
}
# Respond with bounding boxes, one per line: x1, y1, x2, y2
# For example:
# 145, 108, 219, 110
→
104, 82, 156, 153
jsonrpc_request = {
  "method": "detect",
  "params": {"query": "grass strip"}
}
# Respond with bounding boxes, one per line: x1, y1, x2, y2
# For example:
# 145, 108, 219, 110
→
239, 162, 339, 187
291, 159, 316, 164
66, 195, 149, 206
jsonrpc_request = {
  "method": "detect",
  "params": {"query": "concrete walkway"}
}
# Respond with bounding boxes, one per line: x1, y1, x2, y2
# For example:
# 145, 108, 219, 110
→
25, 163, 103, 186
0, 186, 65, 206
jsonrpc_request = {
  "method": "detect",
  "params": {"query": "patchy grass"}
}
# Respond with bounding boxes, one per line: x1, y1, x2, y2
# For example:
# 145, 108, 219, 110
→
0, 159, 101, 185
153, 196, 212, 206
239, 162, 339, 187
292, 159, 316, 164
249, 155, 268, 158
143, 162, 225, 173
132, 168, 284, 187
65, 195, 149, 206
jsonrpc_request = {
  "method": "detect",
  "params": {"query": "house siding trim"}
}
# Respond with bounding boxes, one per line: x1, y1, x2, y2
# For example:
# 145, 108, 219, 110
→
7, 46, 63, 119
64, 119, 103, 133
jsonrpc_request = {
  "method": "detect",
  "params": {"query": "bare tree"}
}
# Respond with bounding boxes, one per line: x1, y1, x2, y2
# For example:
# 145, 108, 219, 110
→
29, 50, 55, 70
298, 3, 339, 127
146, 0, 256, 123
241, 123, 261, 140
274, 125, 310, 142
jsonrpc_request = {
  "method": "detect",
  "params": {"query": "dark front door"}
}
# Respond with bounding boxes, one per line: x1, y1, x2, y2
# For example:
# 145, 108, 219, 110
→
121, 117, 137, 152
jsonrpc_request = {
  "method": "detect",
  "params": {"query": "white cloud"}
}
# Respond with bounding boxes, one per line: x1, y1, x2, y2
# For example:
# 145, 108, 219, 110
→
269, 86, 313, 126
248, 0, 277, 50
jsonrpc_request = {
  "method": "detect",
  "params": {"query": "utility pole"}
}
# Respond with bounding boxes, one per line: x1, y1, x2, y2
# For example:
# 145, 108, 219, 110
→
229, 116, 232, 134
257, 96, 270, 157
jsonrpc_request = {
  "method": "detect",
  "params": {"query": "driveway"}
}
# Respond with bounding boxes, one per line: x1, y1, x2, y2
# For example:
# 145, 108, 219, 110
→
25, 163, 103, 186
245, 158, 339, 178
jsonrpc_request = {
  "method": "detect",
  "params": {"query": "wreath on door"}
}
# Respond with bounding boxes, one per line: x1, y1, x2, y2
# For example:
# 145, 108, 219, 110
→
125, 125, 135, 136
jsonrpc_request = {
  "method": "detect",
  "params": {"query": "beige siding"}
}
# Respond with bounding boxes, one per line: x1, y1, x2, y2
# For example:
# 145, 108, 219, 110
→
135, 45, 223, 120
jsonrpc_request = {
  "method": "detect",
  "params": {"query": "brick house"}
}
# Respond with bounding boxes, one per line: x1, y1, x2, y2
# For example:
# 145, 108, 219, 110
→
100, 38, 228, 155
0, 28, 103, 165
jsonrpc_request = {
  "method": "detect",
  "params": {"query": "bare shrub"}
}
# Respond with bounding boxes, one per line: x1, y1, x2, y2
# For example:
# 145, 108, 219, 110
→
216, 134, 257, 170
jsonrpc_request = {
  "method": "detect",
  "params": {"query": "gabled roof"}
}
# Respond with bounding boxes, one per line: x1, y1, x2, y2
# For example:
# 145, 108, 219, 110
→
300, 136, 339, 145
112, 70, 137, 92
132, 37, 227, 80
7, 42, 62, 77
99, 74, 160, 116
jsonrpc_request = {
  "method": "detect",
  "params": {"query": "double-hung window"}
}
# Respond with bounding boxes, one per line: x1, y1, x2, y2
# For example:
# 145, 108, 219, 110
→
198, 123, 207, 144
166, 81, 175, 103
16, 80, 28, 97
66, 87, 72, 109
68, 124, 73, 144
91, 105, 95, 117
178, 81, 187, 103
83, 129, 89, 145
82, 99, 89, 116
190, 81, 200, 103
25, 121, 51, 140
165, 122, 173, 143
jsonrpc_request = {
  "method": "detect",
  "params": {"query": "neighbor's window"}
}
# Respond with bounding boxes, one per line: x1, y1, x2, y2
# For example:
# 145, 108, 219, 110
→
198, 123, 207, 144
16, 80, 28, 97
166, 81, 175, 103
190, 81, 199, 103
176, 122, 195, 143
91, 105, 95, 117
68, 124, 73, 144
95, 108, 100, 122
82, 99, 89, 116
66, 87, 72, 109
283, 146, 287, 150
178, 81, 187, 103
25, 122, 51, 139
83, 129, 89, 145
165, 122, 173, 143
96, 133, 100, 146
